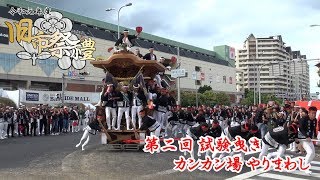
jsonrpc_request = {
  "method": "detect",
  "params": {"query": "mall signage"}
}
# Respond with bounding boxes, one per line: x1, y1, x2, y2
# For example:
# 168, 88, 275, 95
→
5, 7, 97, 70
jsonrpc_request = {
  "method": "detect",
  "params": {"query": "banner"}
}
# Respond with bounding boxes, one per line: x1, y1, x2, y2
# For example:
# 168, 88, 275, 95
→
200, 72, 205, 81
0, 26, 9, 44
19, 90, 100, 104
229, 47, 235, 59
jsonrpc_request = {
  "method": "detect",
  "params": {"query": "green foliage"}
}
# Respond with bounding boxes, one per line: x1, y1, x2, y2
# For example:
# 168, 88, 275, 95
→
240, 90, 282, 105
0, 97, 16, 107
181, 91, 197, 107
198, 85, 212, 94
181, 90, 230, 106
215, 92, 231, 106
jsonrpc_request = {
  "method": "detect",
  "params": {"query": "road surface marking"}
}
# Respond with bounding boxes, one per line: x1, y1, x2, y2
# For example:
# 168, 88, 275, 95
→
289, 169, 320, 178
257, 172, 307, 180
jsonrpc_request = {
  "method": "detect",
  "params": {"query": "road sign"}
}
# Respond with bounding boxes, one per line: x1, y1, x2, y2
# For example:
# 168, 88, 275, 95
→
171, 69, 186, 78
192, 71, 197, 80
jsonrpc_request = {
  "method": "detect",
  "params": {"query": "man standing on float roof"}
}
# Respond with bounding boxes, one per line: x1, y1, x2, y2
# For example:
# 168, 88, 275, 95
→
115, 29, 140, 50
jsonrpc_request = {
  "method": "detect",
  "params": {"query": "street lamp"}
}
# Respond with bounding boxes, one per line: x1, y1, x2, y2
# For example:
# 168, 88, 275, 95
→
106, 3, 133, 39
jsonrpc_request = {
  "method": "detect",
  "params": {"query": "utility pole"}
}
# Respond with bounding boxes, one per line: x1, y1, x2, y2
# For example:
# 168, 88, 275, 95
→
195, 84, 198, 107
62, 73, 65, 105
177, 47, 181, 105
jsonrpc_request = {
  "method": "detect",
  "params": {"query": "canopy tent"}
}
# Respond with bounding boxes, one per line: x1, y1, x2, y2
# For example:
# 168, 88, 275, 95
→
82, 103, 96, 110
295, 100, 320, 133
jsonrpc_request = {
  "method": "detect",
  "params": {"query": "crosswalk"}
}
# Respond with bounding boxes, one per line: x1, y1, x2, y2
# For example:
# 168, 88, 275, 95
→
244, 161, 320, 180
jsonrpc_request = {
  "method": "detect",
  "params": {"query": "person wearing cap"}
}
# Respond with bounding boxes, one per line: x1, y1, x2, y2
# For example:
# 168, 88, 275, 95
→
115, 29, 140, 49
135, 48, 143, 58
143, 46, 157, 60
187, 122, 210, 159
117, 83, 133, 130
131, 83, 147, 129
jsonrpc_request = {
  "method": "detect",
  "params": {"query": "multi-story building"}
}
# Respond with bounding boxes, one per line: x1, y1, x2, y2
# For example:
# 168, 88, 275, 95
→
0, 0, 238, 101
236, 34, 310, 101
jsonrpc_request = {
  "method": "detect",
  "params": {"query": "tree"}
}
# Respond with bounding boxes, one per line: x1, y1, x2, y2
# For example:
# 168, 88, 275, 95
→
199, 90, 216, 106
198, 85, 212, 94
215, 92, 231, 106
181, 91, 196, 107
240, 90, 282, 106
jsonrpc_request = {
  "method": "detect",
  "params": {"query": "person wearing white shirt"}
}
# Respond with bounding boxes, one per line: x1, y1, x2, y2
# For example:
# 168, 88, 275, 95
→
84, 107, 90, 131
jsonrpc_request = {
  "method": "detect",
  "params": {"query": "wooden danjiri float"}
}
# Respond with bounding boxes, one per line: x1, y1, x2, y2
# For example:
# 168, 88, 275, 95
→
90, 47, 166, 150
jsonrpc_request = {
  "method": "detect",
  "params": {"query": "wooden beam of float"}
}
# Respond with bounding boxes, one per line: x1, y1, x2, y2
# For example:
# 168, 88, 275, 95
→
90, 51, 166, 80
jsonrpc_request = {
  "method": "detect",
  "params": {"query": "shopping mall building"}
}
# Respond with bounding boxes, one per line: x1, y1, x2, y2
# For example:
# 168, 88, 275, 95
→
0, 0, 239, 102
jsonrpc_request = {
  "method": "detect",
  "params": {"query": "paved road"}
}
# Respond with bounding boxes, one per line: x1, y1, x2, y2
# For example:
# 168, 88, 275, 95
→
0, 133, 319, 180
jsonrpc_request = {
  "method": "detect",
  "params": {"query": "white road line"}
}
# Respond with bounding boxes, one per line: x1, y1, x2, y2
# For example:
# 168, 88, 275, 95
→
225, 169, 266, 180
289, 170, 320, 178
311, 161, 320, 165
257, 172, 307, 180
310, 166, 320, 171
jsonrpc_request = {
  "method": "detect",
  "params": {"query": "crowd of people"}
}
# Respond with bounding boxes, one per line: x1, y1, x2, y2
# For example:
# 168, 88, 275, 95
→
0, 104, 95, 139
165, 102, 320, 175
94, 71, 320, 175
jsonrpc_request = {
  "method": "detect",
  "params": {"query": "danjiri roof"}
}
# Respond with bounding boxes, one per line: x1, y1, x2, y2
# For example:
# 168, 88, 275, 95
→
1, 0, 216, 56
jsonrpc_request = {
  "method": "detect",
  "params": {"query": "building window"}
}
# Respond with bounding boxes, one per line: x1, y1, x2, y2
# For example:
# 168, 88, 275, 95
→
195, 66, 201, 72
196, 80, 201, 86
223, 76, 226, 83
229, 77, 233, 84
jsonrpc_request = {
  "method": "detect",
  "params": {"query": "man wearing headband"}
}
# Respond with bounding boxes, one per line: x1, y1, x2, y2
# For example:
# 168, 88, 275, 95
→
101, 83, 120, 130
143, 46, 157, 60
131, 84, 147, 129
135, 48, 143, 58
76, 114, 106, 151
218, 123, 259, 161
117, 84, 133, 130
139, 108, 161, 139
205, 120, 222, 158
115, 29, 140, 49
154, 88, 169, 137
168, 106, 180, 138
259, 124, 299, 160
187, 122, 210, 159
298, 106, 317, 175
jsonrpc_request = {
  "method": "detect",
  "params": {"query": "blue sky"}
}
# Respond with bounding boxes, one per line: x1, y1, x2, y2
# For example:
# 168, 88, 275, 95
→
30, 0, 320, 93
